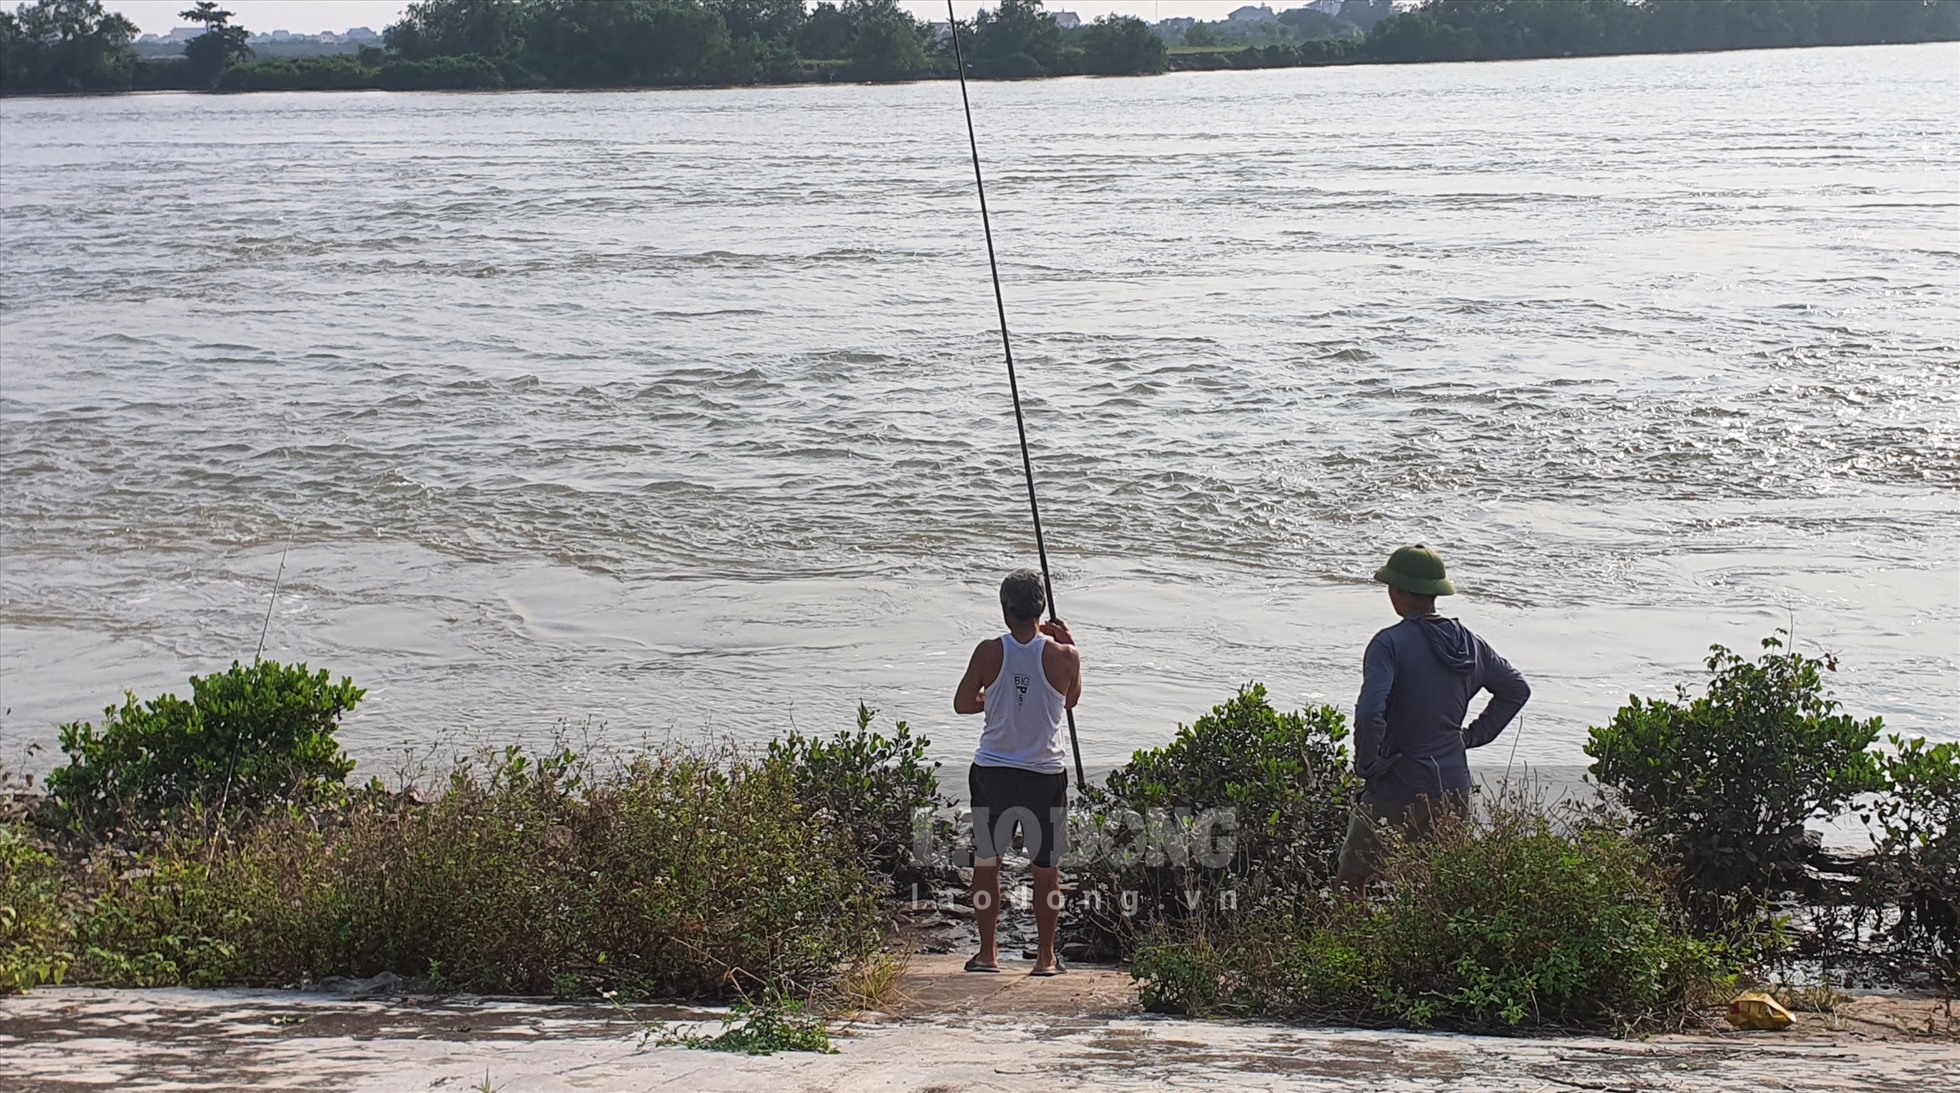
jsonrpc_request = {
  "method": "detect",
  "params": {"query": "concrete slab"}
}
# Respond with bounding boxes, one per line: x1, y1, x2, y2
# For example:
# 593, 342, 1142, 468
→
2, 957, 1954, 1092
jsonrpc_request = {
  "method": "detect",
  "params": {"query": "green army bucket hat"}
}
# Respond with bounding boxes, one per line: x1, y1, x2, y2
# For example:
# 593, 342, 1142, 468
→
1375, 544, 1456, 596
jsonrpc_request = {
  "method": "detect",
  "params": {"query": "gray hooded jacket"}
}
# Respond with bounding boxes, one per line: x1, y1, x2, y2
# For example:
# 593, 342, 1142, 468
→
1353, 615, 1530, 808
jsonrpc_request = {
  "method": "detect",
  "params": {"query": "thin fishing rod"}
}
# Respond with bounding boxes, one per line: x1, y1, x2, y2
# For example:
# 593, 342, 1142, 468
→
947, 2, 1085, 790
254, 527, 295, 663
210, 525, 298, 856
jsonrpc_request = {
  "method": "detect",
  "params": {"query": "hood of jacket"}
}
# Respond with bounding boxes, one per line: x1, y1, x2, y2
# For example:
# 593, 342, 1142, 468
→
1415, 615, 1476, 675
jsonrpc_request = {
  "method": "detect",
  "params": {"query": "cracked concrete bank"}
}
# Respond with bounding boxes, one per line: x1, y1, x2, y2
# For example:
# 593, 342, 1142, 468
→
3, 957, 1955, 1092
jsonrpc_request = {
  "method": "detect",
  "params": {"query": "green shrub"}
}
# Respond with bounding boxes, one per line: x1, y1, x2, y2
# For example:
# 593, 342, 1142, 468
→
1, 824, 73, 994
1129, 929, 1233, 1016
1585, 636, 1883, 913
1867, 735, 1959, 982
72, 850, 247, 988
765, 705, 942, 889
654, 997, 837, 1055
130, 58, 197, 90
577, 751, 884, 998
1101, 684, 1353, 831
48, 661, 362, 837
70, 743, 885, 1000
377, 54, 505, 90
1133, 796, 1738, 1032
1072, 685, 1356, 954
219, 56, 376, 91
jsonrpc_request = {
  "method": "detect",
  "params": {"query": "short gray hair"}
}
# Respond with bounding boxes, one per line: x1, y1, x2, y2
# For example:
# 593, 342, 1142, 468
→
999, 569, 1046, 622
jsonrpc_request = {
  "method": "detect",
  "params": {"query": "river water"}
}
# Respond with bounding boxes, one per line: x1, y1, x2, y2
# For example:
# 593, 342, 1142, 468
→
2, 44, 1955, 782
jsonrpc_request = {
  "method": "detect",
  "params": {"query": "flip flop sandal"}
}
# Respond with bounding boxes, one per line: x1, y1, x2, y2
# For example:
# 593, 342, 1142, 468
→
963, 955, 1001, 974
1029, 961, 1068, 978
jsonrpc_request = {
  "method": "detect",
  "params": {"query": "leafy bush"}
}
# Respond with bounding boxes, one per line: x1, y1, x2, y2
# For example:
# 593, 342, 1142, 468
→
765, 705, 942, 889
129, 57, 195, 89
71, 848, 247, 988
1071, 685, 1356, 954
1, 824, 73, 994
70, 743, 885, 1000
377, 54, 505, 90
1867, 735, 1960, 982
1132, 796, 1738, 1032
1585, 636, 1883, 913
48, 661, 362, 837
219, 56, 376, 91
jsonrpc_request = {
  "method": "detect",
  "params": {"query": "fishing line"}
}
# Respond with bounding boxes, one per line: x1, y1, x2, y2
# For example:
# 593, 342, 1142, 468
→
254, 526, 295, 663
1502, 711, 1525, 789
947, 2, 1085, 789
211, 524, 296, 851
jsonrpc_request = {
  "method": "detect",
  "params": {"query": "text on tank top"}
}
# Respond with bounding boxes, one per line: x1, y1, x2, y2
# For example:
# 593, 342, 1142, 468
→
974, 631, 1069, 774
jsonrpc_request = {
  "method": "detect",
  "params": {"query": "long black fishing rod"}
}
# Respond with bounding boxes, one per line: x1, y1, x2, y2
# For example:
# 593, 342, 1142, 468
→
947, 2, 1086, 790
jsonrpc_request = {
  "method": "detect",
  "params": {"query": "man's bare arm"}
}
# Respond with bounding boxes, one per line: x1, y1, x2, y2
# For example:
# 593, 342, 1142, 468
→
953, 639, 998, 715
1062, 645, 1082, 709
1040, 620, 1082, 709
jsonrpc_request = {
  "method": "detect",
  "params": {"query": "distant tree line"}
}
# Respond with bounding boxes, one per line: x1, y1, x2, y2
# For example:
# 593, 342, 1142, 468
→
359, 0, 1168, 87
1167, 0, 1397, 50
1168, 0, 1959, 71
3, 0, 1956, 97
1359, 0, 1960, 64
0, 0, 1165, 93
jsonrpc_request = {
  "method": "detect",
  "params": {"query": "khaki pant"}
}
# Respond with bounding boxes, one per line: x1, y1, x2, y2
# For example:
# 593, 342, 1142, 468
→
1335, 792, 1467, 886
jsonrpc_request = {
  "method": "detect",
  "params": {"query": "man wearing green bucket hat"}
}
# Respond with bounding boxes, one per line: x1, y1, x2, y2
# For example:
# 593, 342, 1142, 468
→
1336, 544, 1532, 887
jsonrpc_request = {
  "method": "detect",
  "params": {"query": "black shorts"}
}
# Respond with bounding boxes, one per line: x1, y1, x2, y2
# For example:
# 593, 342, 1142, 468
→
969, 763, 1068, 868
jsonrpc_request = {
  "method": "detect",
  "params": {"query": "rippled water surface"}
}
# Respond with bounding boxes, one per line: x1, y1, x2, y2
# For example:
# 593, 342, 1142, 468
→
3, 44, 1956, 775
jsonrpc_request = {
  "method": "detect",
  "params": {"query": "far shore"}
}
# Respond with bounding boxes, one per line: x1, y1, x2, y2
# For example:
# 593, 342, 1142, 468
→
4, 38, 1953, 102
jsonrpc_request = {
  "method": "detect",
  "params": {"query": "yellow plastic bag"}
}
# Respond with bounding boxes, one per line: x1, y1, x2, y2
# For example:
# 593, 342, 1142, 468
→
1725, 992, 1794, 1031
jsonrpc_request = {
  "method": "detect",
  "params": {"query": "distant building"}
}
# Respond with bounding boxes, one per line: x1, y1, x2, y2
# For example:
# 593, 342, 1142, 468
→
345, 27, 380, 43
159, 26, 203, 43
1306, 0, 1344, 14
1051, 11, 1081, 29
1228, 4, 1277, 22
927, 19, 953, 40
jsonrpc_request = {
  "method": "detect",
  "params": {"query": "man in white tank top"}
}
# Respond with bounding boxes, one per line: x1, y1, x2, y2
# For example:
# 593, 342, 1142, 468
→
952, 569, 1082, 976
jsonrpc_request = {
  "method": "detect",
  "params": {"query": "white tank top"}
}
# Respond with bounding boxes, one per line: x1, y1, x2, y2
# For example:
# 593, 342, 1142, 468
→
974, 632, 1069, 774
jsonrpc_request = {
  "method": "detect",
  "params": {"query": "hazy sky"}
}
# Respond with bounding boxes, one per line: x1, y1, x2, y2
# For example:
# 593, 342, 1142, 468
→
113, 1, 1320, 36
